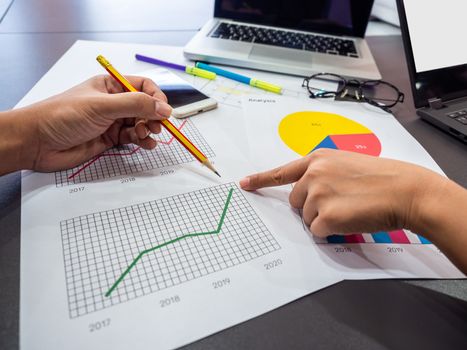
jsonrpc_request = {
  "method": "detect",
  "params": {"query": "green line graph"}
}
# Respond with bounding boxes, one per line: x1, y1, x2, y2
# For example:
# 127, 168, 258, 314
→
105, 188, 234, 297
62, 183, 281, 318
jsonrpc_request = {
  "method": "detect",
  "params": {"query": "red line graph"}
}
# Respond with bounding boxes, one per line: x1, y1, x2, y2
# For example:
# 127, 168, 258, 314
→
68, 120, 187, 180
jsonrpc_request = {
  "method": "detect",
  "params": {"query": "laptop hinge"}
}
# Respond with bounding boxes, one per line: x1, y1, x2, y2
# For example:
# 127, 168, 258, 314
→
428, 97, 445, 110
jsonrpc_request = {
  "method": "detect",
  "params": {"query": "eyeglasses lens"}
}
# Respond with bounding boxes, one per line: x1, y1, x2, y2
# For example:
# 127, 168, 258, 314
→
360, 81, 400, 107
304, 74, 346, 97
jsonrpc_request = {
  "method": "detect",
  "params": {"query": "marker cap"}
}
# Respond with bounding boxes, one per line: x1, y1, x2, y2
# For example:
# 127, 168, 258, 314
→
185, 66, 217, 80
250, 78, 282, 94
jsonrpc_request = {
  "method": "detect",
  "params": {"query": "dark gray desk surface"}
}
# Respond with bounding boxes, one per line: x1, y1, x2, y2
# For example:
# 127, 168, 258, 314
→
1, 2, 466, 349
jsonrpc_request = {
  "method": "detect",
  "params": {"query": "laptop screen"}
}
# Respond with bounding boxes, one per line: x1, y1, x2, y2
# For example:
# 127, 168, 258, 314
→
214, 0, 374, 37
397, 0, 467, 108
404, 2, 467, 74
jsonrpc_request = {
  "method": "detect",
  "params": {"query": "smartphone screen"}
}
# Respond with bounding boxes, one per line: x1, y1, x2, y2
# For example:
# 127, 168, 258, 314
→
149, 68, 210, 108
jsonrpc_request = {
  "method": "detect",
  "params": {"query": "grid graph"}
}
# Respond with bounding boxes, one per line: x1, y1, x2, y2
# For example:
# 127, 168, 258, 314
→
55, 118, 214, 187
61, 183, 280, 318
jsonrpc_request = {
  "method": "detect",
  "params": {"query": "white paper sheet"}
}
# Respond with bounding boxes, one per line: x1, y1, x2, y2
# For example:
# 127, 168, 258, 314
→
20, 40, 464, 350
20, 41, 341, 350
242, 95, 464, 279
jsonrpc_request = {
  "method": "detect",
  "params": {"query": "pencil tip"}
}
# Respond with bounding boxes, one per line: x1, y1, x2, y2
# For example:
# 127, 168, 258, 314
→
203, 160, 220, 177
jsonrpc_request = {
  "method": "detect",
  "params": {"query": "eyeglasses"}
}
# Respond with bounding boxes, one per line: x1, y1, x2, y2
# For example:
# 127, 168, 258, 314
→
302, 73, 405, 112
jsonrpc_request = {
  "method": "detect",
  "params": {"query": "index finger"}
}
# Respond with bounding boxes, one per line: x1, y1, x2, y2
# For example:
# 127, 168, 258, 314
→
240, 157, 310, 191
106, 75, 168, 140
105, 75, 168, 103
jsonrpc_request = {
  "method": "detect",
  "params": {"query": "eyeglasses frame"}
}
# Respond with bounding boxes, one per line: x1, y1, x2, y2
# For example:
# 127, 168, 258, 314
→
302, 73, 405, 112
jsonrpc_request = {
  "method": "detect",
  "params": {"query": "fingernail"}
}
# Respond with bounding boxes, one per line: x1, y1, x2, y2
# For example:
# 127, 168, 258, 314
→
239, 177, 250, 188
155, 101, 172, 118
135, 121, 147, 139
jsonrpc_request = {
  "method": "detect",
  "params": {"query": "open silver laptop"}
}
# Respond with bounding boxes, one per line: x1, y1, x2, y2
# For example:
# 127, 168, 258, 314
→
184, 0, 381, 80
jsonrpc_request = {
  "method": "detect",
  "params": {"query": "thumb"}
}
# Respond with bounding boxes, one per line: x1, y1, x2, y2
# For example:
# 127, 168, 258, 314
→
93, 92, 172, 121
240, 157, 310, 191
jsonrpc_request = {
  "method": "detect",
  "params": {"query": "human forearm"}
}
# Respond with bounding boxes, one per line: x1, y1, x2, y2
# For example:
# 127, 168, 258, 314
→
241, 150, 467, 274
411, 176, 467, 274
0, 109, 36, 175
1, 76, 171, 175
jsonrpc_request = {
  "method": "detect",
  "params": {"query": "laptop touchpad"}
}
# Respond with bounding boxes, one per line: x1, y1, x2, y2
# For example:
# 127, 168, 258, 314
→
249, 46, 313, 66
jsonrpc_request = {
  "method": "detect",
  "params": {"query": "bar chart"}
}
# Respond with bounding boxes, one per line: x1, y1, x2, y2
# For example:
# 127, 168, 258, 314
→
317, 230, 431, 245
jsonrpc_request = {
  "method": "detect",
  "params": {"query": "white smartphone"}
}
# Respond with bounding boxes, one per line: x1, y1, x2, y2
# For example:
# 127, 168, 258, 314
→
152, 69, 218, 119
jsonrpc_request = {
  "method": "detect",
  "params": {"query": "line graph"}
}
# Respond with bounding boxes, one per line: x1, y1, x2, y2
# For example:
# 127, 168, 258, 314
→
55, 119, 214, 186
105, 188, 233, 297
61, 183, 280, 318
67, 120, 187, 180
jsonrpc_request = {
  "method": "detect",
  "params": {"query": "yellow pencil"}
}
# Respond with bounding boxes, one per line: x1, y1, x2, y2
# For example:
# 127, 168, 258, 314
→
96, 55, 220, 177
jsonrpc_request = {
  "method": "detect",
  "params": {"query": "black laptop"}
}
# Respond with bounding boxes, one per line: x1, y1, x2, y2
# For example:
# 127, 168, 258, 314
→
397, 0, 467, 142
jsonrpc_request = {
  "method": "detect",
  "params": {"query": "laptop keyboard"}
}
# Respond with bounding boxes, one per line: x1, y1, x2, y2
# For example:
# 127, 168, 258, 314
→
447, 109, 467, 125
210, 22, 359, 58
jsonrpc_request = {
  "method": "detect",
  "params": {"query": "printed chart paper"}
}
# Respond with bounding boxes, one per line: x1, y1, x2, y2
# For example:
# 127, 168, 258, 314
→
20, 41, 341, 350
243, 96, 464, 280
20, 40, 464, 350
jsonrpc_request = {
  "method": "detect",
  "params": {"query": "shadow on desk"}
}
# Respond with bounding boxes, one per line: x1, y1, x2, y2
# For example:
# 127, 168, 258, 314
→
182, 280, 467, 350
0, 172, 21, 350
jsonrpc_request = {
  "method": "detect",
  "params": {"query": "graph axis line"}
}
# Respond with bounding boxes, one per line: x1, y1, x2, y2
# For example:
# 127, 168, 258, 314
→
105, 188, 234, 297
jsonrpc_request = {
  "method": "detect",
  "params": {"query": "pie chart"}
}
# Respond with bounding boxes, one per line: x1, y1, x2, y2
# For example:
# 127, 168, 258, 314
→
278, 111, 381, 156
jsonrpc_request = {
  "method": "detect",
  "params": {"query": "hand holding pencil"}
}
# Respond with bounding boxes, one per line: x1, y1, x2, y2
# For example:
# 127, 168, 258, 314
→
0, 74, 172, 173
96, 55, 220, 177
132, 79, 172, 142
